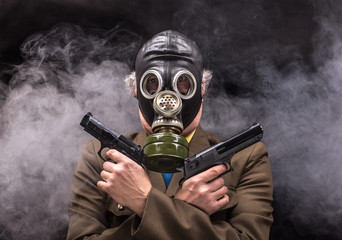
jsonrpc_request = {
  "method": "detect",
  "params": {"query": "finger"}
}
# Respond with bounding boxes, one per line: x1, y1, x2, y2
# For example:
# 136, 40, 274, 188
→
102, 161, 116, 172
213, 186, 228, 200
97, 180, 107, 191
207, 177, 225, 192
106, 149, 130, 163
206, 194, 229, 215
100, 169, 111, 181
216, 194, 229, 207
195, 164, 227, 183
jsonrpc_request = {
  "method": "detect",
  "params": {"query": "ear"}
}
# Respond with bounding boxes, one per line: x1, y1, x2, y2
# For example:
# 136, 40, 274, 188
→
124, 71, 137, 98
134, 84, 137, 98
201, 69, 212, 96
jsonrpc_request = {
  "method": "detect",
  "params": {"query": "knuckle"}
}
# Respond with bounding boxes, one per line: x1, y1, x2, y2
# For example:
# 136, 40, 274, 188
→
217, 187, 227, 196
193, 187, 207, 199
218, 177, 224, 185
188, 177, 201, 187
106, 149, 117, 159
97, 181, 106, 190
198, 188, 207, 198
123, 159, 134, 167
211, 164, 225, 176
210, 168, 220, 177
220, 164, 227, 172
220, 189, 227, 196
114, 166, 124, 175
107, 173, 115, 181
223, 195, 229, 205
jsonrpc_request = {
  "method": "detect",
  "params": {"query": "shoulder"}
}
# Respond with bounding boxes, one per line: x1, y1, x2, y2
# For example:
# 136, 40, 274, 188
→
71, 139, 104, 185
79, 139, 103, 168
232, 141, 269, 170
226, 141, 271, 188
124, 131, 147, 147
188, 125, 222, 156
197, 126, 223, 145
237, 140, 267, 156
238, 141, 269, 170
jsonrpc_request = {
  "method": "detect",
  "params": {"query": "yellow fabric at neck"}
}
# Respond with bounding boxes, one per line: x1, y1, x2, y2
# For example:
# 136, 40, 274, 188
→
185, 129, 196, 143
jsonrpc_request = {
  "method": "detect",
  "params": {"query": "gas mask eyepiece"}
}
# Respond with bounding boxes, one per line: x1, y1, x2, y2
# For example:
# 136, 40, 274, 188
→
172, 70, 197, 99
140, 70, 163, 99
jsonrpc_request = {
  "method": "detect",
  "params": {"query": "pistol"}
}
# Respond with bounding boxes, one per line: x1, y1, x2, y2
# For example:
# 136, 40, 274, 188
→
178, 123, 263, 185
80, 112, 145, 165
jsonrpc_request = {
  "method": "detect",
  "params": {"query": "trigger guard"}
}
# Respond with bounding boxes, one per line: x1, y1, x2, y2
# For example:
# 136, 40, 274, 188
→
223, 162, 233, 172
97, 146, 110, 161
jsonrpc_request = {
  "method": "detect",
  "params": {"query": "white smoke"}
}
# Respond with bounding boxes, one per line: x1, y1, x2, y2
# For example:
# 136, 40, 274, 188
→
0, 24, 141, 239
199, 1, 342, 238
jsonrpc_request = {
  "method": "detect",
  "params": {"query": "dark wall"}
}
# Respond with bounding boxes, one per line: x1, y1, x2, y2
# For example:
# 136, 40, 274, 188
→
0, 0, 315, 83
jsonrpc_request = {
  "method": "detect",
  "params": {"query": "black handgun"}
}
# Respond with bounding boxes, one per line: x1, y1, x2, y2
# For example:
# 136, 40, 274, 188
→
80, 112, 145, 166
178, 123, 263, 185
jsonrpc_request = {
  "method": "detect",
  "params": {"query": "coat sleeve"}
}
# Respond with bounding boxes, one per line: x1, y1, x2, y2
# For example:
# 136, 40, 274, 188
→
130, 141, 273, 240
66, 140, 138, 240
67, 140, 273, 240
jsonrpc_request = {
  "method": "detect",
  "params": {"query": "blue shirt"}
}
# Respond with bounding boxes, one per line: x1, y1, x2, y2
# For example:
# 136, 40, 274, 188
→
162, 173, 173, 188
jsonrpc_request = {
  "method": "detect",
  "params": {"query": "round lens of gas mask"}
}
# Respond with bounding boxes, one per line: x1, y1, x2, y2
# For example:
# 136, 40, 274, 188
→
140, 70, 163, 99
172, 70, 197, 99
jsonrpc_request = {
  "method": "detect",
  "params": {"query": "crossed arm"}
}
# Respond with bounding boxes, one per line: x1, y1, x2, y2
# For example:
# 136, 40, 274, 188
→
98, 149, 229, 217
67, 140, 273, 240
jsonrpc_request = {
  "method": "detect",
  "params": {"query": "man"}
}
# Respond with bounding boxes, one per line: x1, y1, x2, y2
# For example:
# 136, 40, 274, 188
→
67, 30, 273, 239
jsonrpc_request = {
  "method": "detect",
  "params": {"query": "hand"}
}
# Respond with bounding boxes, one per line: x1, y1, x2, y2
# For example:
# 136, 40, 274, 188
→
174, 164, 229, 215
97, 149, 152, 217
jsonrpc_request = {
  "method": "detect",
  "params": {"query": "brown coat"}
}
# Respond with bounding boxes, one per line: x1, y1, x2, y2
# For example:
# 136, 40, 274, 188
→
67, 126, 273, 240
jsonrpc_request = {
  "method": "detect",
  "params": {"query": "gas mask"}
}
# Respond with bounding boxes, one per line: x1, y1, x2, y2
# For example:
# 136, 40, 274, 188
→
135, 30, 203, 172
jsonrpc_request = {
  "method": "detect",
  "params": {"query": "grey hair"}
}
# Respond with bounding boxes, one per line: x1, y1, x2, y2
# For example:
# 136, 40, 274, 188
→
124, 71, 137, 96
201, 69, 212, 96
124, 69, 213, 97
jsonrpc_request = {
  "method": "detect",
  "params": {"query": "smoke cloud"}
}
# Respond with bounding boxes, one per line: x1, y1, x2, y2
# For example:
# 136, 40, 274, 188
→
199, 1, 342, 239
0, 24, 141, 239
0, 0, 341, 239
